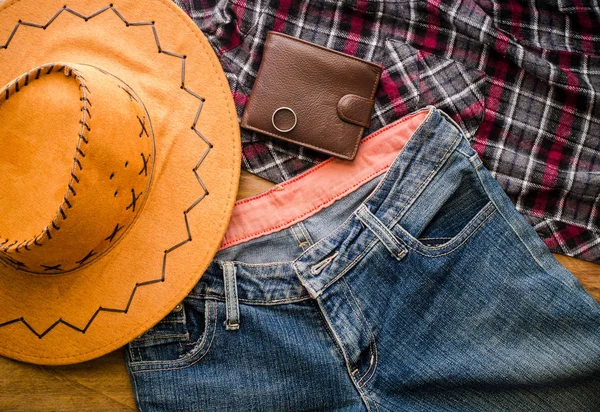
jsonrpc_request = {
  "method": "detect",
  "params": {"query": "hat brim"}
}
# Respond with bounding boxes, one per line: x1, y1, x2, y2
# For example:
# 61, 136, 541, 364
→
0, 0, 240, 364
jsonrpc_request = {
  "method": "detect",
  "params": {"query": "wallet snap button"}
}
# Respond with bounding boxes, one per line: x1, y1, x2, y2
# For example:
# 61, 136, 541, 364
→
272, 107, 297, 133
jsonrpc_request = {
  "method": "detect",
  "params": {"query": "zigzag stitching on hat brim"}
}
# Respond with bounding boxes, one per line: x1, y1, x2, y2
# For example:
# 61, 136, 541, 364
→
0, 4, 212, 339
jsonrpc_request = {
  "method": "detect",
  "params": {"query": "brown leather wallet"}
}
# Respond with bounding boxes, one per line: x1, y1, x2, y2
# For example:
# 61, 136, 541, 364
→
240, 32, 382, 160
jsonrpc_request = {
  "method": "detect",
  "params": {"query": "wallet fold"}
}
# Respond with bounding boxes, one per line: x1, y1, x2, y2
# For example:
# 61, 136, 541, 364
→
241, 31, 382, 160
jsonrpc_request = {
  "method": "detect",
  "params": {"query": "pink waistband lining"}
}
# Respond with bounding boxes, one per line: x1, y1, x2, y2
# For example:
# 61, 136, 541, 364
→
220, 109, 431, 250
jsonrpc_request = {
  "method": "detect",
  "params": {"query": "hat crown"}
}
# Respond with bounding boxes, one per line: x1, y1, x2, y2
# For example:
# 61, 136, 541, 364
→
0, 63, 154, 274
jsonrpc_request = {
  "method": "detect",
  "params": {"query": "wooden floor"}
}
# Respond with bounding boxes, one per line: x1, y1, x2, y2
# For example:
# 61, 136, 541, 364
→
1, 171, 599, 411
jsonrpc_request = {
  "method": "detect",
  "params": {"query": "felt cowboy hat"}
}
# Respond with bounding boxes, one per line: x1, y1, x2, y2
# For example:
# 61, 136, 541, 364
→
0, 0, 240, 364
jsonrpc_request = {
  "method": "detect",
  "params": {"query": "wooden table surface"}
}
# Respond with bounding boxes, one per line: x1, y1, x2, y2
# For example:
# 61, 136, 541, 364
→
1, 170, 599, 411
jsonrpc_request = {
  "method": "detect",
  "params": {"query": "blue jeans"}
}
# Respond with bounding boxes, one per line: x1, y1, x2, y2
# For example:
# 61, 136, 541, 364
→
125, 108, 600, 411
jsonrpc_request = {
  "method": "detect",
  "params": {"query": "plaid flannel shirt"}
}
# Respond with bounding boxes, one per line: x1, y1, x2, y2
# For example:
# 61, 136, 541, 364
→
175, 0, 600, 262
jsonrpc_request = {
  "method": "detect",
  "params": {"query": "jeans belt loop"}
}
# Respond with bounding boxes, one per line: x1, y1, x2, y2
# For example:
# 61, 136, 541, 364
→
222, 262, 240, 331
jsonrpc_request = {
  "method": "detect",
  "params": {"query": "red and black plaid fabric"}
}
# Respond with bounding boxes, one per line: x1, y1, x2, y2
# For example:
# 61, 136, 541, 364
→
174, 0, 600, 262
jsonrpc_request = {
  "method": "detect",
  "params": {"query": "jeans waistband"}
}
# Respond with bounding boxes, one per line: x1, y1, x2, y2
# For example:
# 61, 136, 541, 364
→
192, 107, 468, 303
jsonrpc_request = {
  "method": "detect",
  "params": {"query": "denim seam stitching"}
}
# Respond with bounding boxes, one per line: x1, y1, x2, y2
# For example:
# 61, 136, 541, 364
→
298, 212, 368, 263
356, 205, 407, 260
290, 224, 306, 249
314, 304, 356, 378
311, 252, 339, 276
389, 130, 462, 228
129, 299, 218, 372
369, 396, 383, 412
313, 298, 361, 398
401, 205, 496, 256
187, 293, 312, 305
290, 225, 301, 246
128, 345, 135, 363
438, 109, 472, 138
397, 205, 497, 257
237, 296, 310, 304
339, 282, 376, 385
219, 260, 295, 268
314, 296, 375, 412
129, 366, 143, 412
399, 201, 495, 252
471, 154, 484, 169
357, 108, 436, 210
187, 294, 225, 301
150, 320, 184, 324
131, 307, 218, 372
472, 167, 561, 276
318, 237, 380, 296
130, 313, 216, 372
298, 222, 315, 245
136, 344, 143, 364
456, 148, 484, 170
455, 147, 474, 158
297, 225, 312, 249
128, 343, 136, 362
342, 279, 379, 388
133, 344, 141, 365
293, 223, 310, 247
223, 263, 240, 330
131, 333, 188, 342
